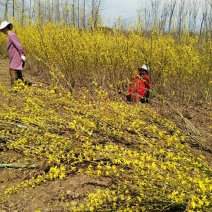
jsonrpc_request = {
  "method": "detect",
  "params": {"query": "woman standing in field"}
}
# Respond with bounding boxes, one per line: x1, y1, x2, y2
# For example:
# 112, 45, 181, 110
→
0, 21, 27, 87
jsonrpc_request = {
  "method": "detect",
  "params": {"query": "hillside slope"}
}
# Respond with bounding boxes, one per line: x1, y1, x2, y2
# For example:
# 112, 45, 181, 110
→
0, 59, 211, 211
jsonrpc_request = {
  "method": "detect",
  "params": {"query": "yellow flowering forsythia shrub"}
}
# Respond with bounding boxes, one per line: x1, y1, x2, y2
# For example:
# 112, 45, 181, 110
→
0, 83, 211, 211
0, 33, 7, 57
5, 21, 210, 104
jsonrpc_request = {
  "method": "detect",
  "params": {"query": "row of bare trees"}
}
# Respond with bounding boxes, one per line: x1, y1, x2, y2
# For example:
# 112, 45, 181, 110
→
1, 0, 212, 34
137, 0, 212, 36
0, 0, 103, 28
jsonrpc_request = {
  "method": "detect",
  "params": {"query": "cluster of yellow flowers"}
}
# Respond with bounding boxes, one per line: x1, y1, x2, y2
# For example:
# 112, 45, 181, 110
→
0, 82, 211, 211
0, 20, 210, 104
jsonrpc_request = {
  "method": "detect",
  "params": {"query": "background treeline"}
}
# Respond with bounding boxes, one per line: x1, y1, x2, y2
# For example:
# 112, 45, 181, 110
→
1, 0, 212, 36
0, 0, 103, 29
137, 0, 212, 37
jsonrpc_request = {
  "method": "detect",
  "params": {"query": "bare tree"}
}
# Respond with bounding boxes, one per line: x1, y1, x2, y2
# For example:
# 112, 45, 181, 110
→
46, 0, 52, 22
4, 0, 10, 20
188, 0, 199, 33
200, 0, 212, 40
168, 0, 177, 32
21, 0, 25, 24
90, 0, 103, 29
63, 0, 70, 25
77, 0, 80, 28
138, 0, 161, 32
82, 0, 86, 28
72, 0, 75, 27
150, 0, 160, 28
12, 0, 15, 18
207, 1, 212, 38
158, 4, 169, 34
56, 0, 60, 21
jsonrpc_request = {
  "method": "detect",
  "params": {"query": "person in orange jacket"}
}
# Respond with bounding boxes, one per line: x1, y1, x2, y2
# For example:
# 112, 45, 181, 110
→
126, 64, 154, 103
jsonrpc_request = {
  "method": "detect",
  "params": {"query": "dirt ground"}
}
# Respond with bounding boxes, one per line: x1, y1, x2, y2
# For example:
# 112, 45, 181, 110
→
0, 58, 112, 211
0, 156, 110, 211
0, 58, 211, 211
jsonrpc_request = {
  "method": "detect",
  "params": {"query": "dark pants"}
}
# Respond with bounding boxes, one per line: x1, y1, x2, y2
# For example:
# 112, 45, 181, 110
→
10, 69, 24, 86
126, 90, 150, 103
140, 90, 149, 103
9, 69, 32, 87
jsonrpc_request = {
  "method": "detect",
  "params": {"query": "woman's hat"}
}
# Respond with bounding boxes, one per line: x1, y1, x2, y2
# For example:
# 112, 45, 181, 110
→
0, 21, 13, 31
139, 64, 149, 73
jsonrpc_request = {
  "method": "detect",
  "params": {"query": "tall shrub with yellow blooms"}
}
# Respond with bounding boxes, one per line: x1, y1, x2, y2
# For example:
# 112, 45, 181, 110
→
0, 20, 210, 104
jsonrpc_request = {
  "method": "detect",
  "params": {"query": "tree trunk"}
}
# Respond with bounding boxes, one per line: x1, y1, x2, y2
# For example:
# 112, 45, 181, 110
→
168, 0, 176, 32
4, 0, 9, 20
22, 0, 25, 25
83, 0, 86, 28
72, 0, 75, 27
77, 0, 80, 28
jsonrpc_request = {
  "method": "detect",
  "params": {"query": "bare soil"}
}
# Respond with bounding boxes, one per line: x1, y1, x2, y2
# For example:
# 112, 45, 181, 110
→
0, 58, 211, 211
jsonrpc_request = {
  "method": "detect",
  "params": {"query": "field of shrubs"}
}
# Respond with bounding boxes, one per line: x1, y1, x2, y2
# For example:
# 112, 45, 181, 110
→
0, 20, 211, 104
0, 20, 211, 211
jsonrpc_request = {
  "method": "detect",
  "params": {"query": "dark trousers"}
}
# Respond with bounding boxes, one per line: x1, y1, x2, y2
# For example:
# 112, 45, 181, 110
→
140, 90, 150, 103
126, 90, 150, 103
9, 69, 24, 86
